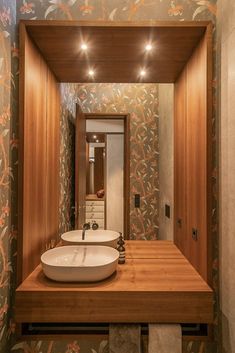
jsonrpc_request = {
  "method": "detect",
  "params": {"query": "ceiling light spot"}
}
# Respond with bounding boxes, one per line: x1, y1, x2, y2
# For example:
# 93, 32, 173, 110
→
145, 43, 153, 51
140, 69, 146, 77
93, 135, 97, 139
81, 43, 88, 51
88, 69, 95, 77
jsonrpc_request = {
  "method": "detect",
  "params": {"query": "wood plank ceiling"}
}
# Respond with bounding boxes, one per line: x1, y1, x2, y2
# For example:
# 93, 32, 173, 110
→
24, 21, 207, 83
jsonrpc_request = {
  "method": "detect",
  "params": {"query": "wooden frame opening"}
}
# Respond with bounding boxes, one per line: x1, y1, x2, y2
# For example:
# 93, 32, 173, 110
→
85, 114, 130, 239
16, 20, 214, 332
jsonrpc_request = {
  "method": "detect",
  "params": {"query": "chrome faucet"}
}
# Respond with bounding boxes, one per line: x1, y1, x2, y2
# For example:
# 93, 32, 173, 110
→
82, 222, 90, 240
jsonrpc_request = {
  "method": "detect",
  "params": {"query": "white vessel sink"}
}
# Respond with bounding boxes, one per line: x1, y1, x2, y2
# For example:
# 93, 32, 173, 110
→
61, 230, 119, 248
41, 245, 119, 282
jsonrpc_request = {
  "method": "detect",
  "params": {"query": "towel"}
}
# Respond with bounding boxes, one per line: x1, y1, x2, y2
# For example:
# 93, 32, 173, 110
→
148, 324, 182, 353
109, 324, 141, 353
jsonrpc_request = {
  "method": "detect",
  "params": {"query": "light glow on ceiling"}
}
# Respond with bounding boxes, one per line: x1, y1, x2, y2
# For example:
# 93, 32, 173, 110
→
80, 43, 88, 51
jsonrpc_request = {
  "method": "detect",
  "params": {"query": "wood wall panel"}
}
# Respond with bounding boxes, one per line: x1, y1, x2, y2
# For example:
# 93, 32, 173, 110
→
46, 68, 60, 246
186, 35, 208, 279
15, 241, 213, 325
174, 70, 187, 256
19, 25, 60, 282
174, 27, 212, 282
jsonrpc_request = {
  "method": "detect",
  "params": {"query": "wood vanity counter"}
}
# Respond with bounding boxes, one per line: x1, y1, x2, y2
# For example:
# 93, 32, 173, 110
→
15, 241, 213, 324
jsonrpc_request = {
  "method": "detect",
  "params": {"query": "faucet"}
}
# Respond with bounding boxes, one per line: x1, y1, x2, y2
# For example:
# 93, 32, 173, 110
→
82, 222, 90, 240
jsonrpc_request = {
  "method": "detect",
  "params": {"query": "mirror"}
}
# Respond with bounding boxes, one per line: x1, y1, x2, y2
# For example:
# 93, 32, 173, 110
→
85, 119, 125, 234
70, 84, 174, 241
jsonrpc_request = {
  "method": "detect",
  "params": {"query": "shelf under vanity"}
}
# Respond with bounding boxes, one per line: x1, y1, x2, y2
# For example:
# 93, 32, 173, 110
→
15, 241, 213, 325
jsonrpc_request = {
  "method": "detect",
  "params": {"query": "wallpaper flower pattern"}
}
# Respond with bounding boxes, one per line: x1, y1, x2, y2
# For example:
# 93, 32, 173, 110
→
76, 83, 159, 240
0, 0, 218, 353
59, 83, 77, 235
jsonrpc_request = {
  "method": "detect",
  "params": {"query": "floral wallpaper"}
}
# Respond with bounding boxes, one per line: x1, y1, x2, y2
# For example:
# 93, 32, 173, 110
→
0, 1, 17, 353
76, 83, 159, 240
59, 82, 160, 240
59, 83, 77, 235
0, 0, 218, 353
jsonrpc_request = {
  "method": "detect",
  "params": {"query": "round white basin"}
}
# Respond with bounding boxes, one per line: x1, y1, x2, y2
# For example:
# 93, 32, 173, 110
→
61, 230, 120, 248
41, 245, 119, 282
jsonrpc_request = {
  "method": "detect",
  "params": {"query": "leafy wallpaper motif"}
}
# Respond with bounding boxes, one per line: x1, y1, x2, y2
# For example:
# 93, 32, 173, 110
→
59, 83, 77, 235
0, 0, 218, 353
75, 83, 159, 240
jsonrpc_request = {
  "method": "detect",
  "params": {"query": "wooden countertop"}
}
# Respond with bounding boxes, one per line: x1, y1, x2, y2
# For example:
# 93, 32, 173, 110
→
15, 241, 213, 324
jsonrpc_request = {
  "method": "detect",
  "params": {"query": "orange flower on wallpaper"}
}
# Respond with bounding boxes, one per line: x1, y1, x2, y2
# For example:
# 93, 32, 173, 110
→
0, 215, 5, 227
0, 6, 11, 27
79, 0, 94, 15
66, 340, 80, 353
20, 0, 35, 15
168, 1, 183, 16
0, 106, 10, 127
2, 203, 10, 216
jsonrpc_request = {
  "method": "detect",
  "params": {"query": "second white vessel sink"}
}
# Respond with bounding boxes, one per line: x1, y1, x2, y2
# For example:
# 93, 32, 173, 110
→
41, 245, 119, 282
61, 229, 119, 248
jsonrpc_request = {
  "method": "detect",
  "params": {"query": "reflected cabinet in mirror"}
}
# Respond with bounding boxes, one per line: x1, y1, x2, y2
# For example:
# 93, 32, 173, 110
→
74, 114, 130, 238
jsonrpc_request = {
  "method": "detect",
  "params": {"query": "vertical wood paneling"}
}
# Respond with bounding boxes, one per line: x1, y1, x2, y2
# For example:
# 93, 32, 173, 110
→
174, 70, 187, 256
186, 35, 207, 279
22, 30, 48, 280
45, 68, 60, 246
19, 25, 60, 281
174, 28, 212, 282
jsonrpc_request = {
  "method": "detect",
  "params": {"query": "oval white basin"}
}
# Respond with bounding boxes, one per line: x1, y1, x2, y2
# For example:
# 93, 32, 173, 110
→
41, 245, 119, 282
61, 230, 119, 248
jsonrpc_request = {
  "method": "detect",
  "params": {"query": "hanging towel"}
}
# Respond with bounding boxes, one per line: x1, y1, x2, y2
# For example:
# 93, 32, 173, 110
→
148, 324, 182, 353
109, 324, 141, 353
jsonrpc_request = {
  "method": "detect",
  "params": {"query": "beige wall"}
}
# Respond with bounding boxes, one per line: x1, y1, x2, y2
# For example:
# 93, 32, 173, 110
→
218, 0, 235, 352
158, 85, 174, 240
106, 134, 124, 234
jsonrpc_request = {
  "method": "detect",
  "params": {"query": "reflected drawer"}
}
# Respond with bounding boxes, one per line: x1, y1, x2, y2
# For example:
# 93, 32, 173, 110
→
86, 212, 104, 219
86, 201, 105, 206
86, 205, 104, 212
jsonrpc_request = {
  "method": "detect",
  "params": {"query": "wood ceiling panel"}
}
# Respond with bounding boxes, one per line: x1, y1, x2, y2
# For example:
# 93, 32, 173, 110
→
24, 21, 208, 83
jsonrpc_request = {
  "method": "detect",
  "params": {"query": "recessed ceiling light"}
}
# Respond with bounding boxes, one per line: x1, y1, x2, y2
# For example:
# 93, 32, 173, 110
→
96, 139, 99, 143
81, 43, 88, 51
88, 69, 95, 77
93, 135, 97, 139
140, 69, 146, 77
145, 43, 153, 51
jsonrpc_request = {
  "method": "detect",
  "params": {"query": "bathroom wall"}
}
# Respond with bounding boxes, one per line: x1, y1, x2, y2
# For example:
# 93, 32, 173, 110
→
218, 0, 235, 352
0, 1, 17, 352
158, 84, 174, 240
59, 83, 77, 235
106, 134, 124, 234
59, 83, 160, 239
76, 83, 159, 240
0, 1, 218, 353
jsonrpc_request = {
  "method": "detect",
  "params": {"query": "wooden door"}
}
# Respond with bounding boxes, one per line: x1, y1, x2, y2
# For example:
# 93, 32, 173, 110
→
94, 147, 105, 193
75, 105, 86, 229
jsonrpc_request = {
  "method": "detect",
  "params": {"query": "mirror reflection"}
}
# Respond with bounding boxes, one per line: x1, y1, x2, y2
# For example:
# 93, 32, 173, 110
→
67, 84, 174, 242
85, 119, 125, 234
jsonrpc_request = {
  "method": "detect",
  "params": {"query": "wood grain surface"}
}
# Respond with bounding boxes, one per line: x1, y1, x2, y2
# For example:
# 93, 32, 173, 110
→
22, 20, 209, 83
15, 241, 213, 324
174, 26, 212, 283
19, 25, 60, 282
